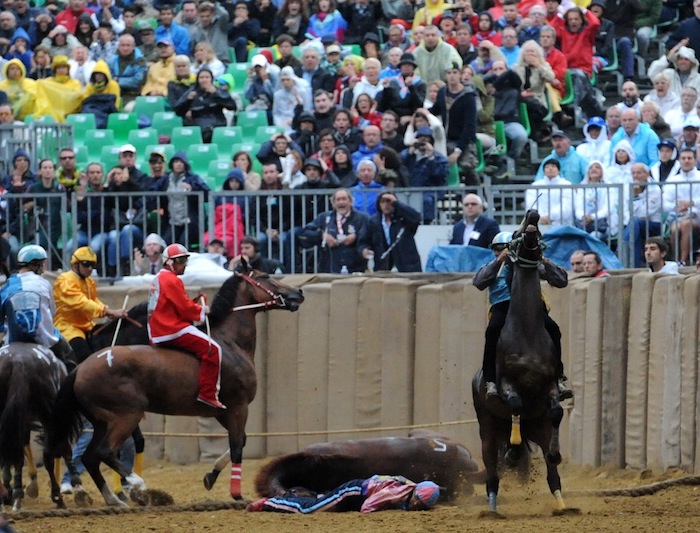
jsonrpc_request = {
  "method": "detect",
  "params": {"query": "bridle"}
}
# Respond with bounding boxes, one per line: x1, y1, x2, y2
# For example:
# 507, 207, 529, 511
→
508, 231, 544, 269
229, 272, 287, 312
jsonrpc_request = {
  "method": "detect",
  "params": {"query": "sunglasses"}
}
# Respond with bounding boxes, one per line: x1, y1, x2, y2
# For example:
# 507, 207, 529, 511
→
492, 245, 507, 252
60, 155, 75, 160
79, 261, 96, 268
173, 257, 188, 264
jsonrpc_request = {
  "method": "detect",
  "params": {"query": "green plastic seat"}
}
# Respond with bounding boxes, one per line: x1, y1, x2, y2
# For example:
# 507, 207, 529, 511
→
492, 121, 508, 157
561, 70, 574, 106
100, 145, 121, 170
237, 110, 269, 137
171, 126, 203, 150
211, 126, 243, 159
151, 111, 183, 139
186, 143, 220, 176
85, 128, 115, 161
133, 96, 167, 117
207, 160, 232, 189
66, 113, 96, 146
106, 113, 138, 144
254, 125, 284, 143
227, 62, 250, 89
128, 128, 159, 163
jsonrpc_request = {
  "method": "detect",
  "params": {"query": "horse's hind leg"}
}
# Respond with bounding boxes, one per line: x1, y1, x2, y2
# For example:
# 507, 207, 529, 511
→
546, 394, 564, 465
11, 463, 24, 512
81, 420, 127, 507
24, 446, 38, 499
221, 410, 248, 500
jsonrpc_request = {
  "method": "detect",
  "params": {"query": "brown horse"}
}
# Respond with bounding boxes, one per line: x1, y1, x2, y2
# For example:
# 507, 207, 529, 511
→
46, 265, 304, 506
471, 210, 579, 516
248, 430, 483, 501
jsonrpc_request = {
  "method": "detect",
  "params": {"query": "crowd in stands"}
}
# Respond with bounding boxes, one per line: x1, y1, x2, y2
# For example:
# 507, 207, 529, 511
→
0, 0, 698, 274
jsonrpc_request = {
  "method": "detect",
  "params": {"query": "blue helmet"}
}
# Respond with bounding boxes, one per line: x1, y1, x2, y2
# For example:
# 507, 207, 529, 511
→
17, 245, 47, 265
490, 231, 513, 248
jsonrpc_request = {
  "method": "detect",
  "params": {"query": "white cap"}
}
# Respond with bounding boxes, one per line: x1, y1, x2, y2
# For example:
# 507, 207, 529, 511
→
119, 143, 137, 154
683, 116, 700, 130
251, 54, 268, 68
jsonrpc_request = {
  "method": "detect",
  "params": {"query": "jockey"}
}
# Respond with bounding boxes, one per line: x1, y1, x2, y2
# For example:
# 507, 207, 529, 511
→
473, 231, 573, 400
0, 245, 78, 371
147, 243, 226, 410
53, 246, 128, 363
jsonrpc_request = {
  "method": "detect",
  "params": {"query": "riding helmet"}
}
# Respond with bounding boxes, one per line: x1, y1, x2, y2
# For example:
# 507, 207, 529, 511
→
17, 244, 48, 264
490, 231, 513, 248
163, 243, 190, 263
71, 246, 97, 264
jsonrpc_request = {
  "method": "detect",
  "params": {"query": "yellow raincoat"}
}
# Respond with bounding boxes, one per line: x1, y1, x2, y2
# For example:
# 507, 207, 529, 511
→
0, 59, 36, 120
82, 59, 122, 110
53, 270, 108, 341
412, 0, 450, 31
34, 73, 84, 122
141, 54, 175, 96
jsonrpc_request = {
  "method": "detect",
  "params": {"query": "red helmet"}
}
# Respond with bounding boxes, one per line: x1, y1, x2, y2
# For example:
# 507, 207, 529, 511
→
163, 243, 190, 263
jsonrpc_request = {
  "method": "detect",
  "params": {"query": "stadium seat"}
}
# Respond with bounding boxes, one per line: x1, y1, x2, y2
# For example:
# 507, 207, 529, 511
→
207, 160, 232, 189
128, 128, 159, 161
227, 62, 249, 90
211, 126, 243, 158
133, 96, 167, 116
236, 110, 269, 137
171, 126, 203, 149
66, 113, 96, 146
100, 145, 121, 169
106, 113, 138, 144
85, 128, 115, 161
186, 143, 220, 176
254, 125, 284, 143
151, 111, 183, 138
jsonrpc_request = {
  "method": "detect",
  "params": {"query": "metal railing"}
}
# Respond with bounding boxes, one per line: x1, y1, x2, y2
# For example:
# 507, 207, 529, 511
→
1, 180, 697, 275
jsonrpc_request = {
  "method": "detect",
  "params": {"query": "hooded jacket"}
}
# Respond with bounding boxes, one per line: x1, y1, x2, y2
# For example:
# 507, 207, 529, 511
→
411, 0, 450, 31
576, 122, 612, 166
5, 28, 33, 71
82, 59, 121, 109
648, 46, 700, 99
413, 38, 463, 85
0, 58, 36, 119
575, 160, 619, 235
609, 120, 660, 166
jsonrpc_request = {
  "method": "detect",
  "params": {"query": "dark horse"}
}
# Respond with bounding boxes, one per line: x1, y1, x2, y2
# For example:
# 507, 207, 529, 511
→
471, 210, 578, 516
250, 430, 483, 501
0, 343, 82, 511
46, 265, 304, 506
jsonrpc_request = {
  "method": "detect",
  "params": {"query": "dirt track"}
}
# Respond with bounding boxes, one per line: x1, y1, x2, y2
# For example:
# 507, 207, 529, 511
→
6, 458, 700, 533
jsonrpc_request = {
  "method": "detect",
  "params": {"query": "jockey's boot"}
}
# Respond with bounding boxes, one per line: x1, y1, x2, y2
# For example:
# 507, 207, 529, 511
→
197, 396, 227, 410
486, 381, 498, 397
558, 377, 573, 400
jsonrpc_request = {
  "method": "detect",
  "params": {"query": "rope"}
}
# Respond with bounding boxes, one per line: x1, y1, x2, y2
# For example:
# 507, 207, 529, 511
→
567, 474, 700, 498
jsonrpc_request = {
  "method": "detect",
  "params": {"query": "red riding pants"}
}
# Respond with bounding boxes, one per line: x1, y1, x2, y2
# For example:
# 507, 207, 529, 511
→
159, 325, 223, 403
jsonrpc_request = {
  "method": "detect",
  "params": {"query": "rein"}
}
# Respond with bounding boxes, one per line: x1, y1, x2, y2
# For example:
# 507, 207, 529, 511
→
229, 272, 286, 312
509, 233, 545, 269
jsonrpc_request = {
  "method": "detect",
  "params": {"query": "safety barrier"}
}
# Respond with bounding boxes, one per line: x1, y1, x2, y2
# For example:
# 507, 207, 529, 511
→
90, 271, 700, 472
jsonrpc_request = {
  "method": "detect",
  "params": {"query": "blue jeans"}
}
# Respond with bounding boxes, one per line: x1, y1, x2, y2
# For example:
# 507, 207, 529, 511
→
504, 121, 528, 159
624, 218, 661, 267
258, 228, 300, 272
61, 420, 92, 485
617, 37, 634, 78
108, 224, 143, 267
66, 231, 110, 257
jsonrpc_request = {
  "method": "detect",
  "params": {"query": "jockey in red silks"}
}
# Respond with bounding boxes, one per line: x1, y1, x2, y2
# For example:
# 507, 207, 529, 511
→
147, 243, 226, 410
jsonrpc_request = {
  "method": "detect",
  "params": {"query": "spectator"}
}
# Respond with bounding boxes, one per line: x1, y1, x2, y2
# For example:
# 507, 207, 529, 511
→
606, 105, 622, 139
90, 21, 119, 63
55, 147, 81, 194
250, 0, 276, 47
257, 132, 304, 170
309, 127, 337, 169
383, 23, 411, 53
496, 0, 522, 30
616, 81, 643, 114
378, 110, 405, 152
167, 54, 196, 109
606, 139, 635, 185
107, 33, 147, 109
575, 160, 615, 240
610, 109, 660, 166
232, 150, 261, 191
330, 107, 361, 151
449, 193, 500, 248
352, 125, 384, 170
663, 147, 700, 265
132, 232, 166, 275
80, 59, 121, 126
275, 34, 302, 70
298, 187, 370, 273
327, 144, 356, 187
150, 151, 210, 248
518, 5, 547, 44
306, 0, 347, 43
596, 0, 641, 82
569, 249, 586, 272
403, 107, 447, 157
41, 24, 79, 58
27, 13, 52, 52
103, 164, 143, 276
648, 44, 700, 99
148, 149, 168, 181
340, 0, 381, 45
66, 162, 110, 259
643, 72, 680, 116
228, 235, 283, 274
291, 111, 319, 157
196, 2, 230, 64
156, 4, 190, 57
376, 52, 426, 123
120, 7, 140, 45
665, 86, 698, 137
0, 58, 35, 119
454, 24, 477, 64
365, 191, 422, 272
374, 145, 408, 188
499, 26, 520, 67
134, 21, 156, 63
645, 236, 679, 274
5, 27, 33, 72
69, 45, 96, 87
379, 47, 402, 81
582, 250, 610, 277
273, 66, 310, 132
228, 1, 260, 63
346, 56, 383, 106
665, 0, 700, 57
175, 1, 200, 40
0, 12, 16, 57
56, 0, 96, 35
513, 39, 555, 144
94, 0, 124, 35
30, 158, 64, 269
634, 0, 662, 59
624, 162, 662, 267
118, 143, 149, 190
526, 158, 576, 226
141, 37, 174, 96
471, 11, 501, 46
413, 25, 462, 84
244, 53, 275, 112
352, 92, 382, 131
538, 24, 572, 129
650, 138, 679, 182
641, 101, 672, 141
400, 126, 449, 223
174, 67, 236, 142
470, 39, 506, 76
13, 0, 43, 33
351, 159, 384, 216
28, 45, 51, 80
272, 0, 309, 46
576, 116, 612, 166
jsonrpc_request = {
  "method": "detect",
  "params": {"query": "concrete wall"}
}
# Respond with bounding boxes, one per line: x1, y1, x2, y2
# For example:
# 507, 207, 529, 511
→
76, 272, 700, 472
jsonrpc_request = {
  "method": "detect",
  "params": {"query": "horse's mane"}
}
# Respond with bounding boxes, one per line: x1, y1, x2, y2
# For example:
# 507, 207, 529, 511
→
208, 274, 243, 327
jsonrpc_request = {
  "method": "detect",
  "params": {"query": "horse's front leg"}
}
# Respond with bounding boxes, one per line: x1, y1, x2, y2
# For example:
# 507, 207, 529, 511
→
500, 380, 523, 445
11, 463, 24, 512
203, 449, 231, 491
479, 422, 501, 516
547, 390, 564, 464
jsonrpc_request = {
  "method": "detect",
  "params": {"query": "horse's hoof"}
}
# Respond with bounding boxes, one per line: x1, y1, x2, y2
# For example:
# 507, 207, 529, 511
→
25, 480, 38, 499
130, 488, 150, 507
74, 488, 93, 508
478, 510, 506, 519
553, 507, 582, 516
203, 473, 217, 491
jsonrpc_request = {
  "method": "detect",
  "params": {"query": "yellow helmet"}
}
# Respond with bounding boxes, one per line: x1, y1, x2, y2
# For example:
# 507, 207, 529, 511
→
71, 246, 97, 265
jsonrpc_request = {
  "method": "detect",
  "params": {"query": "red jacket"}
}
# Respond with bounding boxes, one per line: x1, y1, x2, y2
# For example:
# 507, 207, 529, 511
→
545, 46, 568, 96
550, 10, 599, 76
147, 269, 205, 343
56, 7, 93, 34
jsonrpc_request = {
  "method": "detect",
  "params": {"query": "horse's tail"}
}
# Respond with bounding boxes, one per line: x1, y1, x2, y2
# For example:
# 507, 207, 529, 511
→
45, 371, 84, 458
0, 359, 30, 467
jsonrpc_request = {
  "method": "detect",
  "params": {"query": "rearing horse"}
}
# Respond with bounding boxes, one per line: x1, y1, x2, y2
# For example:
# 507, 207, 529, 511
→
46, 264, 304, 506
471, 210, 578, 516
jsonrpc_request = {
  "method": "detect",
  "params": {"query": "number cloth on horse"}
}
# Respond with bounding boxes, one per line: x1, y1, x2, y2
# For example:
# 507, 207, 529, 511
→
147, 243, 224, 409
247, 475, 440, 514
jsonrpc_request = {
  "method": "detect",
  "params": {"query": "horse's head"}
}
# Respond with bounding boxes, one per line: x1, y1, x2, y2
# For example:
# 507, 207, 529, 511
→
509, 210, 543, 268
234, 259, 305, 312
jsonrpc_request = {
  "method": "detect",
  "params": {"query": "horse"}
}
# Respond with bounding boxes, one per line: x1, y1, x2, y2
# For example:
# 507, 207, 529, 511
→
0, 343, 83, 511
471, 210, 579, 517
46, 265, 304, 506
238, 430, 483, 501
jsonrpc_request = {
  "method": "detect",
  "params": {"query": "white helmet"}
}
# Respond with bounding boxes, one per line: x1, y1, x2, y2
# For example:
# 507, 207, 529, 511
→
17, 244, 48, 264
490, 231, 513, 248
163, 243, 190, 263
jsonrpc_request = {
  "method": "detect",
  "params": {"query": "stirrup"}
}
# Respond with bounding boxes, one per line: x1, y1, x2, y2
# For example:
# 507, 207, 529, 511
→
558, 380, 573, 400
197, 397, 227, 410
486, 381, 498, 397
